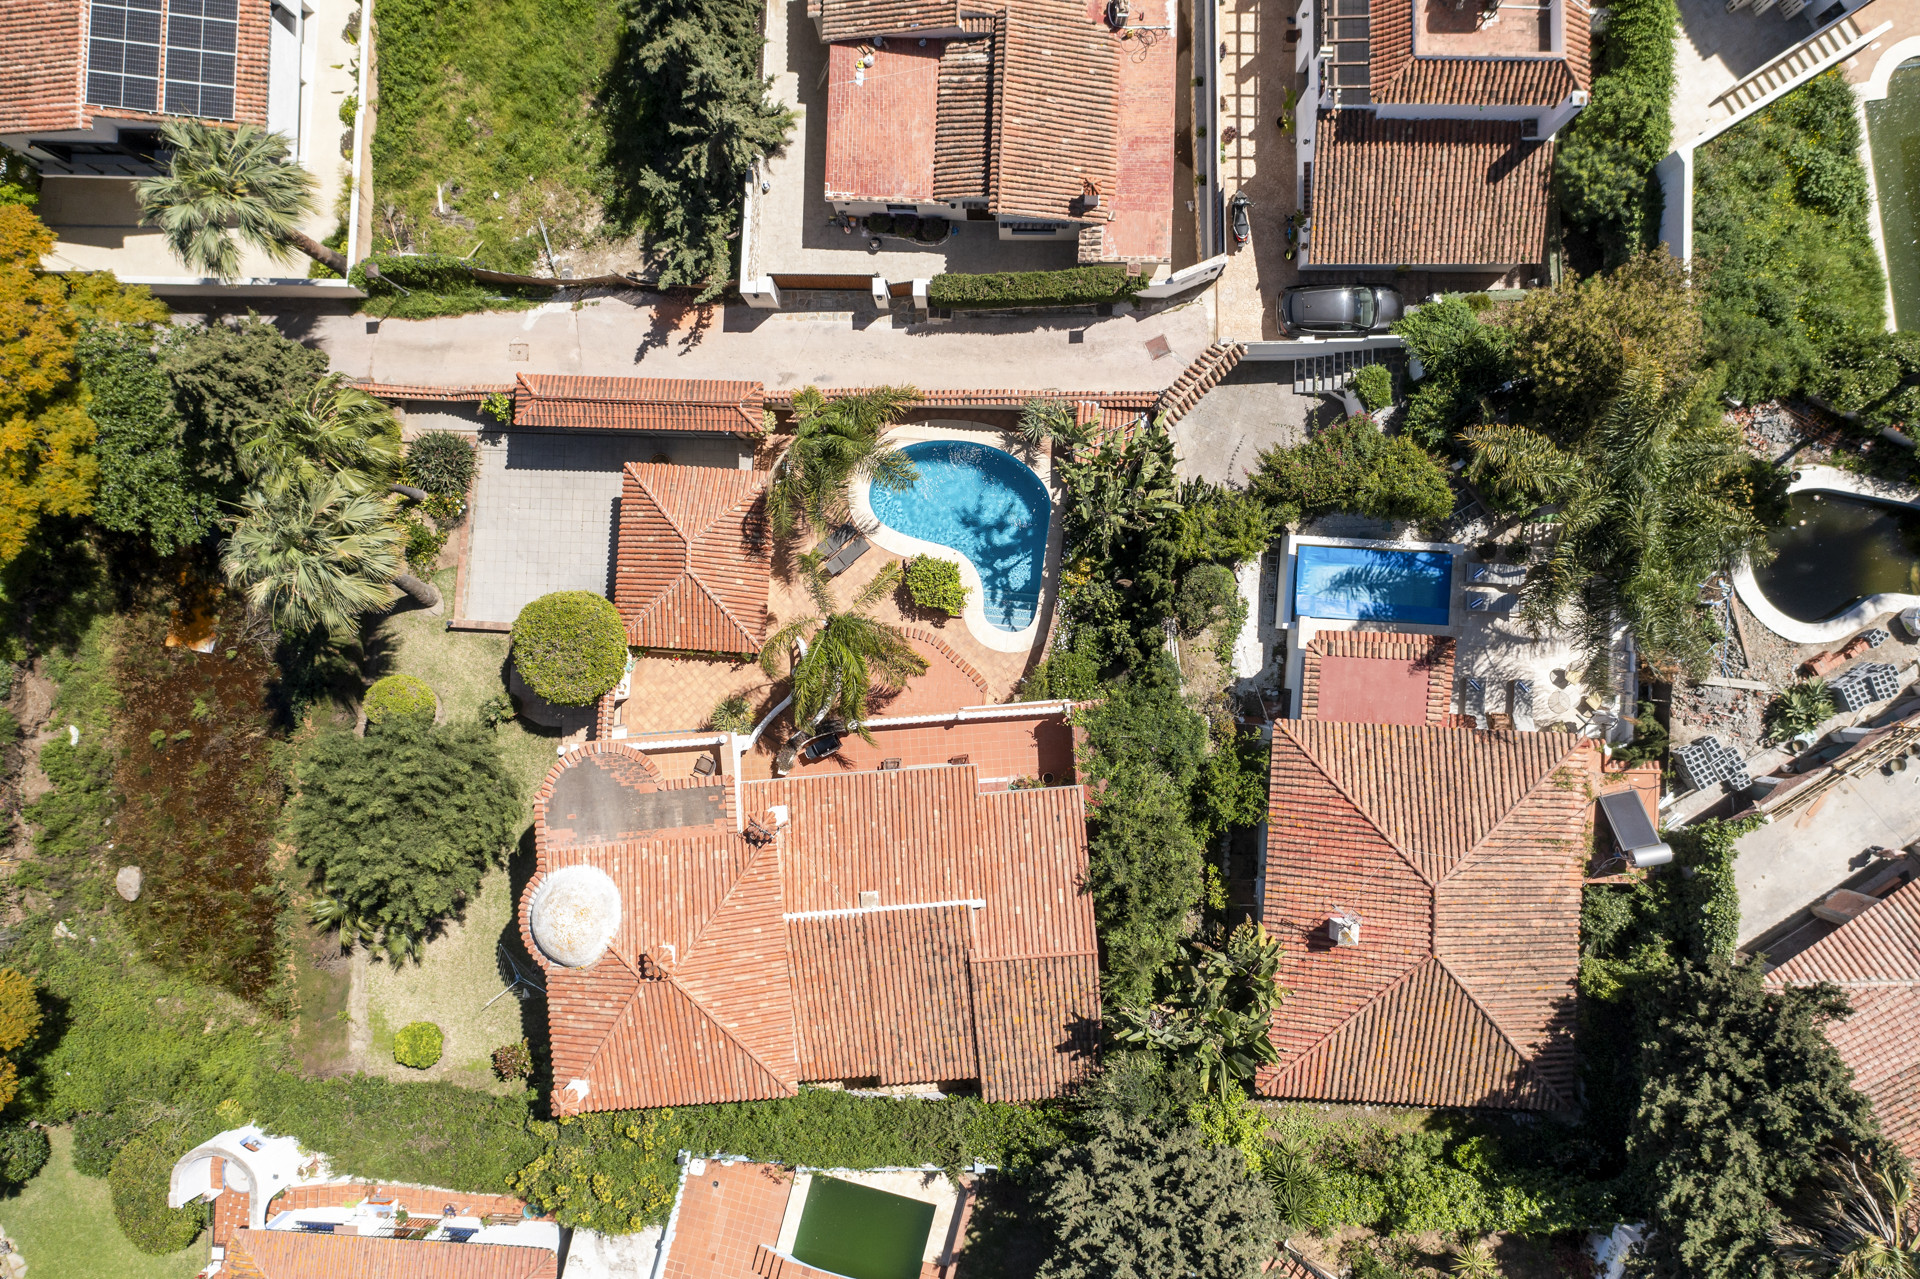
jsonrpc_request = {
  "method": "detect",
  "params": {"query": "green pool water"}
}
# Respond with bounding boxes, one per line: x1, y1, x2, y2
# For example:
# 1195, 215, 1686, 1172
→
1868, 59, 1920, 331
789, 1176, 936, 1279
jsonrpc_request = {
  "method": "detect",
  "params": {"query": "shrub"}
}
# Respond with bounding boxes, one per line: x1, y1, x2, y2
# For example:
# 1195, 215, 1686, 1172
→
1248, 417, 1455, 526
905, 556, 970, 616
929, 265, 1149, 310
403, 430, 477, 503
393, 1021, 444, 1069
1393, 297, 1516, 449
289, 721, 522, 961
0, 1122, 48, 1186
1022, 645, 1104, 702
512, 591, 628, 705
481, 391, 514, 425
1553, 0, 1676, 266
491, 1039, 533, 1081
863, 213, 894, 236
363, 672, 436, 726
708, 693, 755, 734
110, 1133, 209, 1254
1175, 564, 1239, 637
1353, 363, 1392, 412
1173, 483, 1274, 566
478, 692, 516, 729
75, 1110, 141, 1178
399, 510, 448, 569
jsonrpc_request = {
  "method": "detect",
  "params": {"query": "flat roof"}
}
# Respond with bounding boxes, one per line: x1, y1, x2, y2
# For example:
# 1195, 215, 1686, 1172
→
1314, 653, 1435, 726
823, 40, 942, 202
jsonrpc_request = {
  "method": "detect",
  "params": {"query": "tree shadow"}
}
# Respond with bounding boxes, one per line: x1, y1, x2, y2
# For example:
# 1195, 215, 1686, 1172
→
501, 825, 554, 1114
959, 1170, 1048, 1279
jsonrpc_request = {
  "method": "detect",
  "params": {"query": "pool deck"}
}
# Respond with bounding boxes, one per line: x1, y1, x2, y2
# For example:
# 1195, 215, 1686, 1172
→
1733, 464, 1920, 645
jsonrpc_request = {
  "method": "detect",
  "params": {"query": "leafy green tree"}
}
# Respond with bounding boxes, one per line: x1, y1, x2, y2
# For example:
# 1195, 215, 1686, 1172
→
1248, 417, 1454, 527
162, 316, 330, 495
760, 556, 927, 736
601, 0, 794, 296
1035, 1113, 1281, 1279
75, 325, 219, 554
512, 591, 629, 706
1392, 296, 1515, 449
1112, 923, 1284, 1098
134, 121, 348, 278
1553, 0, 1675, 265
110, 1131, 209, 1254
238, 376, 402, 496
1173, 481, 1275, 566
222, 476, 404, 638
290, 720, 522, 962
1630, 958, 1884, 1279
1057, 416, 1182, 563
769, 386, 919, 541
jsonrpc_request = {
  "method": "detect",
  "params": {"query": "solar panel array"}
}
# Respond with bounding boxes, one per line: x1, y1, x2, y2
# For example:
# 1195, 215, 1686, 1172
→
85, 0, 237, 121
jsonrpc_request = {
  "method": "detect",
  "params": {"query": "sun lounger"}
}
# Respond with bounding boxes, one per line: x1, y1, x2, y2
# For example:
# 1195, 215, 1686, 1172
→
822, 534, 870, 577
1464, 676, 1485, 726
1510, 679, 1535, 731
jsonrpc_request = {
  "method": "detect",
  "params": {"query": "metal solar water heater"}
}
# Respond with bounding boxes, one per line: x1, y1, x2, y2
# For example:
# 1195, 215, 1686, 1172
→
1596, 791, 1673, 870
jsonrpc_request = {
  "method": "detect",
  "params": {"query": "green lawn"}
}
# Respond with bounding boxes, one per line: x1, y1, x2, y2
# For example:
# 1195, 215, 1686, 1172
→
2, 1130, 206, 1279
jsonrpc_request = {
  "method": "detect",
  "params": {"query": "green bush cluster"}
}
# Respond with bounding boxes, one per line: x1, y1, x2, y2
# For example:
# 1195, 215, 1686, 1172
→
1248, 417, 1455, 528
109, 1133, 208, 1254
904, 555, 970, 616
928, 266, 1148, 310
393, 1021, 445, 1069
363, 673, 436, 726
491, 1040, 533, 1081
1697, 73, 1897, 418
1352, 363, 1393, 413
348, 253, 552, 320
402, 431, 477, 507
1553, 0, 1676, 266
512, 590, 629, 706
1174, 564, 1239, 638
0, 1122, 48, 1186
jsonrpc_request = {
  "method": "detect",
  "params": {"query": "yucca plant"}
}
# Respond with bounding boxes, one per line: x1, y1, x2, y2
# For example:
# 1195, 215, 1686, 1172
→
1451, 1239, 1502, 1279
1261, 1140, 1325, 1235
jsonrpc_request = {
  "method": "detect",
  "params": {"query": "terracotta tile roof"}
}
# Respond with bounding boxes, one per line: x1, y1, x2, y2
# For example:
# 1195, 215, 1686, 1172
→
1310, 115, 1553, 268
223, 1231, 557, 1279
0, 0, 85, 134
357, 382, 511, 403
1302, 632, 1455, 726
824, 40, 942, 202
527, 747, 1098, 1111
1260, 722, 1598, 1111
818, 0, 965, 41
1365, 0, 1589, 105
1768, 878, 1920, 1162
513, 374, 764, 436
1094, 0, 1176, 263
933, 34, 995, 201
615, 463, 772, 656
761, 388, 1160, 411
989, 0, 1118, 222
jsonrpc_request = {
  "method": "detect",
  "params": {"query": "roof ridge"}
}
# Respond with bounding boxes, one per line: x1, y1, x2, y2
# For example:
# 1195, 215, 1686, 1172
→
626, 464, 699, 545
1269, 947, 1437, 1072
652, 977, 794, 1101
1435, 742, 1590, 884
1430, 954, 1572, 1111
682, 573, 762, 655
1275, 722, 1436, 887
670, 832, 798, 1087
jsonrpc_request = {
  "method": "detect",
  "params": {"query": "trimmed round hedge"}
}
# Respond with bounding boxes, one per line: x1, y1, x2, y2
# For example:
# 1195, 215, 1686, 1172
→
110, 1134, 209, 1254
0, 1122, 48, 1186
512, 592, 628, 706
393, 1020, 444, 1069
364, 673, 436, 727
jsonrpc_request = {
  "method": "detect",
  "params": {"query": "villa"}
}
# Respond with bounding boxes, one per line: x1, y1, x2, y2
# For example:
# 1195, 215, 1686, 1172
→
523, 739, 1099, 1113
166, 1127, 560, 1278
0, 0, 357, 292
1296, 0, 1592, 274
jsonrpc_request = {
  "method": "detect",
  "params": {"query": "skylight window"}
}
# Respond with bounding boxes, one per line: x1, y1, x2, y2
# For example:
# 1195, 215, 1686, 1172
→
86, 0, 163, 113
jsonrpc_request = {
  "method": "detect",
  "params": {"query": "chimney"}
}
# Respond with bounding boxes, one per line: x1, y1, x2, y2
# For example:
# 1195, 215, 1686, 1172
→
1328, 912, 1362, 947
858, 890, 880, 910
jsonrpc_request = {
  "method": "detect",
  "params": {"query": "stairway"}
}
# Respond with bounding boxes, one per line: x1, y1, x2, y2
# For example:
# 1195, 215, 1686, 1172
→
1714, 15, 1863, 118
1290, 346, 1384, 395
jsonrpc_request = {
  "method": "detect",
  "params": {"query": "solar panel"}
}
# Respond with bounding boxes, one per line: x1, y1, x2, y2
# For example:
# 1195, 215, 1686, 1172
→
87, 0, 162, 113
164, 0, 238, 120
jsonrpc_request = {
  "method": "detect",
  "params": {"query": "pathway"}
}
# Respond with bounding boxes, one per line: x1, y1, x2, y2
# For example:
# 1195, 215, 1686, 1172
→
229, 290, 1217, 395
1212, 0, 1303, 341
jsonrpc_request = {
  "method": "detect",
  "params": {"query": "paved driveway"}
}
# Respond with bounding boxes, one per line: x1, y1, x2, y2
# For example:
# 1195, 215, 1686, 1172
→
1736, 764, 1920, 946
462, 430, 744, 624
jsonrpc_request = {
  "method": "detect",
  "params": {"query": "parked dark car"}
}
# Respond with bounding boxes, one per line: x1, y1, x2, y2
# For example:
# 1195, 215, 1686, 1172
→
1281, 284, 1403, 334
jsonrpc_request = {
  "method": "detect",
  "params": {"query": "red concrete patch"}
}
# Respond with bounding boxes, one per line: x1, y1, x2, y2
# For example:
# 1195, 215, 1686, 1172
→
1314, 654, 1433, 726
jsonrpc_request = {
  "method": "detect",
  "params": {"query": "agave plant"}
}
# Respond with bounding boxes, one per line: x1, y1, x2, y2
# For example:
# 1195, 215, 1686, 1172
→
1451, 1239, 1502, 1279
1768, 679, 1837, 744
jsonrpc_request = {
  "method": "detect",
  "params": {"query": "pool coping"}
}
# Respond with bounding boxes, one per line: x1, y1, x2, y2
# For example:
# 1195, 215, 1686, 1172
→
1734, 464, 1920, 645
851, 422, 1061, 655
1279, 532, 1471, 719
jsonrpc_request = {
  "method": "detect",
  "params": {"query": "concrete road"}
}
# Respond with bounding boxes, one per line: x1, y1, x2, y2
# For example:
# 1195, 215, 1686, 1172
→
225, 290, 1217, 394
1735, 766, 1920, 945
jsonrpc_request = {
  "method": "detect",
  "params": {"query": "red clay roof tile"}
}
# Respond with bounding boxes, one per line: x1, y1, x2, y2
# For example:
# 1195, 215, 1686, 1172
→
1302, 632, 1456, 726
819, 0, 965, 41
513, 374, 764, 436
1259, 723, 1596, 1111
223, 1230, 557, 1279
824, 40, 943, 202
615, 463, 772, 656
1365, 0, 1588, 105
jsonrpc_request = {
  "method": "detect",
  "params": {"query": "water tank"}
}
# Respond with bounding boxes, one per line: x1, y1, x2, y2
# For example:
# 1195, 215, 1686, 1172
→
1627, 842, 1674, 869
527, 865, 621, 968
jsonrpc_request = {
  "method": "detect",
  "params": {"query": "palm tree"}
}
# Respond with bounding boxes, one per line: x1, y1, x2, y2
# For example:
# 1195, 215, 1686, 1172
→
1775, 1157, 1920, 1277
768, 386, 920, 541
134, 120, 348, 279
239, 376, 402, 497
759, 555, 928, 738
1017, 396, 1092, 455
1055, 414, 1182, 562
222, 475, 404, 638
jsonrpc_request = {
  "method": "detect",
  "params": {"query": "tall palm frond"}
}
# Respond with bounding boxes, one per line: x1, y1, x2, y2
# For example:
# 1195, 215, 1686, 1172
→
759, 556, 927, 738
238, 375, 403, 495
134, 121, 347, 279
1776, 1157, 1920, 1278
1461, 422, 1580, 511
768, 386, 920, 540
222, 475, 404, 638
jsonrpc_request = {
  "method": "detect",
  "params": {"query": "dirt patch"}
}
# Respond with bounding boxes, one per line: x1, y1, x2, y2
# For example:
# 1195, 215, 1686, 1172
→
291, 920, 353, 1075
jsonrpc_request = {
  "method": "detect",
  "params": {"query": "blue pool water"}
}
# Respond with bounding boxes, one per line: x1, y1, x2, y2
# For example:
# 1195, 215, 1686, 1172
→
1293, 544, 1452, 624
870, 440, 1051, 631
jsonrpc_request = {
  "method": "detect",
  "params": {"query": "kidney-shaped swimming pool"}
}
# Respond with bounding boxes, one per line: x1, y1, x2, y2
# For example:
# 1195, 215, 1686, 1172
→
870, 440, 1052, 632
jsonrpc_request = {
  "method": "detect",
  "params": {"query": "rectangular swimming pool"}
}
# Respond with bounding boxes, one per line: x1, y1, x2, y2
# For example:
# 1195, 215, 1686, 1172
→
1293, 544, 1452, 625
790, 1176, 935, 1279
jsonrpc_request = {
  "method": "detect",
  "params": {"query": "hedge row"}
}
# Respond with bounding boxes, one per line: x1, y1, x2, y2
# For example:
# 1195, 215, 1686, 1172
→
1552, 0, 1677, 265
346, 252, 554, 320
927, 265, 1148, 310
